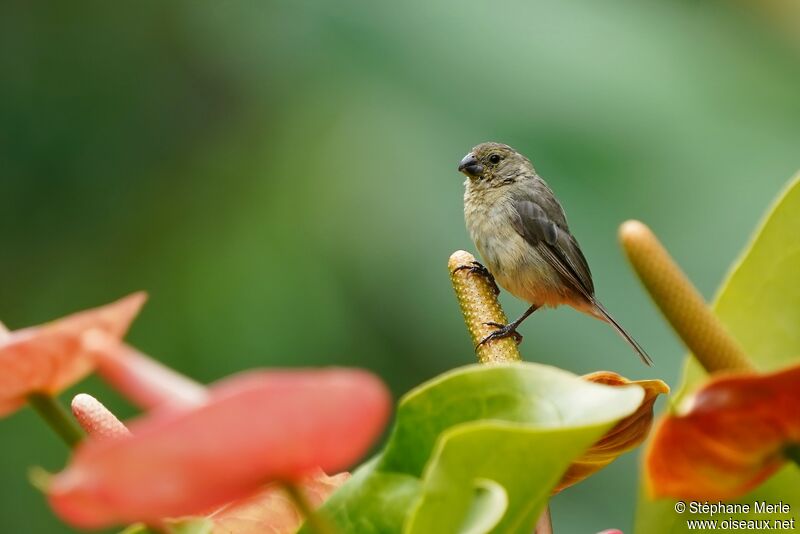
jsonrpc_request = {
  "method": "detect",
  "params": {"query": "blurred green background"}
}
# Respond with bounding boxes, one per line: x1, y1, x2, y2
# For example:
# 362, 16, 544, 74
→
1, 0, 799, 532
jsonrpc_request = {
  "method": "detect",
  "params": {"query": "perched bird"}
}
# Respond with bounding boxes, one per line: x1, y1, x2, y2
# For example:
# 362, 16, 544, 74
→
457, 142, 653, 366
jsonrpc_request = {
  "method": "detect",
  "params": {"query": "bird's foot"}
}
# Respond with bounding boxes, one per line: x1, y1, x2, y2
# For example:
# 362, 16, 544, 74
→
453, 261, 500, 295
478, 321, 523, 347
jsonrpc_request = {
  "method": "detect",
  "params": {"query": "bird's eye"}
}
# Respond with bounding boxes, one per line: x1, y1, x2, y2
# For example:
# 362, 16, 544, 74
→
488, 154, 502, 164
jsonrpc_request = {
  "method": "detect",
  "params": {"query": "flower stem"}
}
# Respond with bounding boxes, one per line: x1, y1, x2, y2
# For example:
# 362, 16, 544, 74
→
619, 221, 755, 373
283, 482, 335, 534
27, 392, 84, 448
448, 250, 521, 363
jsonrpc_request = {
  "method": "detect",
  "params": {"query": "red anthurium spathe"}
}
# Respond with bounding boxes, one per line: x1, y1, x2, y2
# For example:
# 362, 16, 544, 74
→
68, 392, 349, 533
646, 364, 800, 500
0, 293, 146, 416
48, 368, 390, 529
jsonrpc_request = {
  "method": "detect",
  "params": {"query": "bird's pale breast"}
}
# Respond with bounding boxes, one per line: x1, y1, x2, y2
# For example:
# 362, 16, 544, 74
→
464, 187, 573, 308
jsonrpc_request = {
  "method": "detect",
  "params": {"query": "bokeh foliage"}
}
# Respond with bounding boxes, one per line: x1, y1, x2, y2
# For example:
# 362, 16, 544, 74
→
1, 1, 799, 532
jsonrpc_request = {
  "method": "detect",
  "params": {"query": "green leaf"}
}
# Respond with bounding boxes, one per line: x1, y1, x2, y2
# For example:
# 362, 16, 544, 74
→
302, 362, 644, 534
635, 173, 800, 533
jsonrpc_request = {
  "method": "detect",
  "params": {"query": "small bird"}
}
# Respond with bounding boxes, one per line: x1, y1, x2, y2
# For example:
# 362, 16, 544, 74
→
457, 141, 653, 366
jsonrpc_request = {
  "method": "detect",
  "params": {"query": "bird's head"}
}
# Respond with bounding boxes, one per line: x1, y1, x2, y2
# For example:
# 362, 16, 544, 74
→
457, 142, 534, 186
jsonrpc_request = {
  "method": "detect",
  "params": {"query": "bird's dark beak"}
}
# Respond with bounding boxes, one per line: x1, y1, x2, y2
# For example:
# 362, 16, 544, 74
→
458, 153, 483, 177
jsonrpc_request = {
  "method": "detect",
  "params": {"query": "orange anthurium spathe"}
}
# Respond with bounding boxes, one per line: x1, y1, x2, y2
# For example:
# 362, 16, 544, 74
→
554, 371, 669, 493
0, 293, 146, 416
646, 364, 800, 500
48, 368, 391, 529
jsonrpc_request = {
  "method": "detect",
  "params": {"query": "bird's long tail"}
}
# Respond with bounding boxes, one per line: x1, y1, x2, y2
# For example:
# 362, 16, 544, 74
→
591, 299, 654, 366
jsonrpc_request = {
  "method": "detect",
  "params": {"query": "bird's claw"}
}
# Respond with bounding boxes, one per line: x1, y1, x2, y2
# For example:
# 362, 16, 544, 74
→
453, 261, 500, 295
478, 322, 523, 347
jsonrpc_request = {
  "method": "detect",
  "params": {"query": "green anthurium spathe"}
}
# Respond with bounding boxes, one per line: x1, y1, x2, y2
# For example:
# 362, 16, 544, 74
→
406, 422, 588, 534
458, 478, 509, 534
635, 173, 800, 533
301, 362, 645, 534
315, 457, 422, 533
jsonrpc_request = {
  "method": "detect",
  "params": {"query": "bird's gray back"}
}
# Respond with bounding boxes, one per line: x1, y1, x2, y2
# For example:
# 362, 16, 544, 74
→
509, 175, 595, 298
511, 175, 570, 231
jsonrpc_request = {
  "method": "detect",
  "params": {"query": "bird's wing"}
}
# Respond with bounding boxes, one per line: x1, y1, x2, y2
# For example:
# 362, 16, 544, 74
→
511, 199, 595, 299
